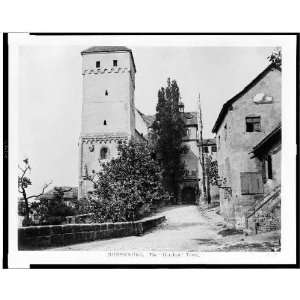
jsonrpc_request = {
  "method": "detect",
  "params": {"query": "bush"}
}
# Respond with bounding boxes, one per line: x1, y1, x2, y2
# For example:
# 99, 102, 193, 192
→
87, 140, 171, 222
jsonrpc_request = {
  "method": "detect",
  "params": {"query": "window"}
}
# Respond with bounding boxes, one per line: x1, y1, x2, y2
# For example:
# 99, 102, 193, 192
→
203, 146, 209, 153
246, 116, 261, 132
105, 90, 108, 96
218, 136, 221, 149
96, 61, 100, 68
240, 172, 263, 195
100, 147, 108, 160
185, 129, 190, 137
212, 146, 217, 152
113, 60, 118, 67
224, 124, 227, 140
103, 120, 107, 125
267, 155, 273, 179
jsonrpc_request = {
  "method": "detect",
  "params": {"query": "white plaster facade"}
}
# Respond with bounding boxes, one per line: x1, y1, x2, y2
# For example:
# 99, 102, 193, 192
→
79, 47, 136, 199
212, 64, 281, 228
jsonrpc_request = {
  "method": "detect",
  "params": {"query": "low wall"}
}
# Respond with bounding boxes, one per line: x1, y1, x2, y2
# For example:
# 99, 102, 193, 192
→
246, 187, 281, 234
18, 216, 166, 250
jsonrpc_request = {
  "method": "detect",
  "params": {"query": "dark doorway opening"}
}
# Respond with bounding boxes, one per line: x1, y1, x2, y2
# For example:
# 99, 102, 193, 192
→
182, 187, 196, 204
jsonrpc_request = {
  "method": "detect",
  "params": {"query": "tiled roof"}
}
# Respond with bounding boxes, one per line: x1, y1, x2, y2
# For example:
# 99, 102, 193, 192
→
182, 112, 198, 126
135, 109, 155, 128
137, 110, 198, 128
81, 46, 131, 54
203, 138, 216, 145
252, 123, 281, 157
37, 186, 78, 200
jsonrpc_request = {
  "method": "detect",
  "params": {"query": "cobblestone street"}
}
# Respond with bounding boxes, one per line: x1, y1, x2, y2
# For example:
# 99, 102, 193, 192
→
53, 205, 280, 252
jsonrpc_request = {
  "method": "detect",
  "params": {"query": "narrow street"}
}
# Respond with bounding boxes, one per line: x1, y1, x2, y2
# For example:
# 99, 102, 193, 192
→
53, 205, 280, 252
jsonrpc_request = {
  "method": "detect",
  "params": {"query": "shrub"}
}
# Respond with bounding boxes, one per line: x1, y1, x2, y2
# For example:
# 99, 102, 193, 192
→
87, 140, 171, 222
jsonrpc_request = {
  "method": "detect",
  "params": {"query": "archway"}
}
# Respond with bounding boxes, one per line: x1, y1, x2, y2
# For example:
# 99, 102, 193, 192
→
181, 187, 196, 204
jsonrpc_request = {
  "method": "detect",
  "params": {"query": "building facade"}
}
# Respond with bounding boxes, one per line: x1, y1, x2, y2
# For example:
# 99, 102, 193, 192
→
78, 46, 210, 203
200, 138, 219, 204
212, 63, 281, 228
247, 124, 281, 232
78, 46, 137, 199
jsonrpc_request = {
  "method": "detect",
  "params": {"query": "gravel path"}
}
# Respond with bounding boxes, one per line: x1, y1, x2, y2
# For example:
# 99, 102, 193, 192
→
52, 205, 280, 251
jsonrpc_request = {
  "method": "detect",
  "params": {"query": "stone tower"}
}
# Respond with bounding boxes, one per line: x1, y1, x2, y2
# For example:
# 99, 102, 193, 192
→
78, 46, 136, 199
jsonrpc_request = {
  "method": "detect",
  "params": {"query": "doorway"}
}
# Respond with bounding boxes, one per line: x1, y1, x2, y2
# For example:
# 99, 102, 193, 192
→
182, 187, 196, 204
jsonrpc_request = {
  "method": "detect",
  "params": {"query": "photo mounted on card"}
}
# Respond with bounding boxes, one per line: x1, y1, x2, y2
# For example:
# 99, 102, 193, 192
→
4, 33, 298, 268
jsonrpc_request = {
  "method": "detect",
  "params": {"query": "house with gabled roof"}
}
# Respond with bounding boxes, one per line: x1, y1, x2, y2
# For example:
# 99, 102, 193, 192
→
212, 63, 281, 229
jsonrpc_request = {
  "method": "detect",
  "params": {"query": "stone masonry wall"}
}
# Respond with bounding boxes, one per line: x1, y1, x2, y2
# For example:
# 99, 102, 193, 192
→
19, 216, 166, 250
247, 187, 281, 233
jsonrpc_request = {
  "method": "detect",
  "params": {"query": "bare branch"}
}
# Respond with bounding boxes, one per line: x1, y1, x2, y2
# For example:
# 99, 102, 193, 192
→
27, 180, 53, 200
18, 164, 30, 182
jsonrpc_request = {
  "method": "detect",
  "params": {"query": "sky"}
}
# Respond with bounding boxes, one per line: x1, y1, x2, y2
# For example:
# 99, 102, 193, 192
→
18, 45, 273, 195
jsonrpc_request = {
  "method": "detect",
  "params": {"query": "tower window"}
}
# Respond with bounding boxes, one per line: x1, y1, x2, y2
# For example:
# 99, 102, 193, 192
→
96, 61, 100, 68
100, 147, 108, 160
113, 60, 118, 67
103, 120, 107, 125
105, 90, 108, 96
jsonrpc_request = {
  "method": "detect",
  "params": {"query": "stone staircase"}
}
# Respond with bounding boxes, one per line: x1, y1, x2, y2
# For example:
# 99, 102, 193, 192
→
246, 185, 281, 233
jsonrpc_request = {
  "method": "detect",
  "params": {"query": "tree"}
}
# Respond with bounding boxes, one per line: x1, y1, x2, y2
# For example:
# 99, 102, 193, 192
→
268, 48, 282, 70
33, 187, 77, 225
151, 78, 187, 202
18, 158, 52, 226
87, 140, 171, 223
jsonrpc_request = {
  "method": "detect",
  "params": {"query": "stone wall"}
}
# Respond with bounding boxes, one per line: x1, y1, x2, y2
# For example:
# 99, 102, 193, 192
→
18, 216, 166, 250
246, 186, 281, 233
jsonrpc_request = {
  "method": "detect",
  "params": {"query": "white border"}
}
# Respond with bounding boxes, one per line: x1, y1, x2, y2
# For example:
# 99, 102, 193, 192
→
7, 33, 297, 268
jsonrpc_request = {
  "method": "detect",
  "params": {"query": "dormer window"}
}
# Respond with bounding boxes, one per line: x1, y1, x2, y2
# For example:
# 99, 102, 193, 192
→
113, 60, 118, 67
96, 61, 100, 68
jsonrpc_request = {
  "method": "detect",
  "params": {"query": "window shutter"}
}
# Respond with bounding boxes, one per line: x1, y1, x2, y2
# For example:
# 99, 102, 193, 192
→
262, 159, 267, 183
240, 172, 250, 194
241, 172, 263, 195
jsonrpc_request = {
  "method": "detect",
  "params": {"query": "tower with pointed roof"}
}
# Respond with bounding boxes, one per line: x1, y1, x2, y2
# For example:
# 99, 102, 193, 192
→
79, 46, 136, 199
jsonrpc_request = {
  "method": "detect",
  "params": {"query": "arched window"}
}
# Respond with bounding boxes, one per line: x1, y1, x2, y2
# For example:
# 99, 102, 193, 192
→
100, 147, 108, 160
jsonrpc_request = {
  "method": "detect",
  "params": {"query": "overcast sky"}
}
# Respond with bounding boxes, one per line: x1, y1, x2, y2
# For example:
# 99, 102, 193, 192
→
18, 45, 273, 195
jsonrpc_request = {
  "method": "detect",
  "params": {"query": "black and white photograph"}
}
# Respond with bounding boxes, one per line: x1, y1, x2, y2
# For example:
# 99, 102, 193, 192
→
5, 33, 298, 267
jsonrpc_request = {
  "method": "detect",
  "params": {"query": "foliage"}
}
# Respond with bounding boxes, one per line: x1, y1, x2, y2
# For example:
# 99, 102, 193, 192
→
268, 48, 281, 70
205, 155, 219, 186
32, 187, 77, 225
151, 78, 187, 201
87, 141, 171, 223
203, 154, 219, 204
18, 158, 52, 226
